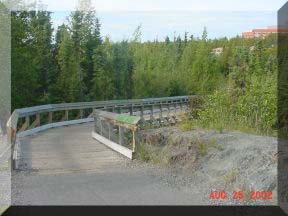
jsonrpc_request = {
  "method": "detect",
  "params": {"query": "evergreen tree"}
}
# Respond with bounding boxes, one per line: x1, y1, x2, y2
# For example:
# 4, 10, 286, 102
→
54, 25, 77, 102
11, 10, 53, 109
165, 36, 170, 44
91, 37, 114, 100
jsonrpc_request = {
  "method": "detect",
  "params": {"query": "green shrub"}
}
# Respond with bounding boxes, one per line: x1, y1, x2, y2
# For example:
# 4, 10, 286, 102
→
190, 73, 277, 136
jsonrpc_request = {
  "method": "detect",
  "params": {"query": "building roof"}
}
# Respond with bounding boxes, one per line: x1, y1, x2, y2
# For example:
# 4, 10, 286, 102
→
242, 32, 254, 35
242, 26, 288, 38
252, 28, 288, 33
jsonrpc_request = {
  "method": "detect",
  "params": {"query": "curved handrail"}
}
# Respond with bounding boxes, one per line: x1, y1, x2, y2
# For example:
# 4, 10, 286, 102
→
7, 96, 191, 130
4, 95, 193, 169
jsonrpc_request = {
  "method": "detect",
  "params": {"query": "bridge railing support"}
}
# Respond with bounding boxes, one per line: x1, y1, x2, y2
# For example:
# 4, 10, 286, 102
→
92, 110, 140, 159
5, 95, 194, 169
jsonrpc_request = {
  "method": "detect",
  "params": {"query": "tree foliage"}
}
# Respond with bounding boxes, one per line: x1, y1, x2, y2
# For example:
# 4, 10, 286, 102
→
11, 3, 283, 135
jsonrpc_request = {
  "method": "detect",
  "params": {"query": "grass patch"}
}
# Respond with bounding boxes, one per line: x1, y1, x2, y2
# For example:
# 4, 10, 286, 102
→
195, 139, 208, 156
207, 139, 225, 151
135, 132, 224, 166
223, 169, 237, 185
194, 138, 223, 156
177, 120, 194, 131
135, 142, 161, 164
135, 143, 151, 162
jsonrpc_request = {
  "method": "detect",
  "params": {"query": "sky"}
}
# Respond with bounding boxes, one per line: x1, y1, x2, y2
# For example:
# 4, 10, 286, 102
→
36, 0, 287, 11
43, 0, 287, 41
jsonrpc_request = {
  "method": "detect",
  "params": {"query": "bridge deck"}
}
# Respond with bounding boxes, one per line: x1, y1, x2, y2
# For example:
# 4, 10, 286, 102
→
12, 122, 203, 205
18, 123, 126, 174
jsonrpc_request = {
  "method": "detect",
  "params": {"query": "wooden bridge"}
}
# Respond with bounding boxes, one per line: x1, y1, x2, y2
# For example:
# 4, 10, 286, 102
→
1, 96, 193, 173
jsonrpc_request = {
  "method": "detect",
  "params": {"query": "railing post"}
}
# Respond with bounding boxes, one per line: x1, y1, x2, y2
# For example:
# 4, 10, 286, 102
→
65, 110, 69, 121
108, 122, 111, 140
94, 115, 99, 134
174, 103, 177, 116
159, 103, 163, 119
140, 105, 144, 121
7, 127, 15, 146
36, 114, 40, 127
167, 104, 171, 118
132, 131, 135, 152
20, 115, 30, 132
80, 109, 83, 119
150, 104, 154, 120
118, 126, 122, 145
100, 119, 103, 135
130, 104, 133, 116
48, 112, 53, 123
25, 116, 30, 128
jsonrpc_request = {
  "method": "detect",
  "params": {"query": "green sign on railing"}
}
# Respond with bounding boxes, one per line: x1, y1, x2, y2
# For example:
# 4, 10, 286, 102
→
116, 115, 140, 125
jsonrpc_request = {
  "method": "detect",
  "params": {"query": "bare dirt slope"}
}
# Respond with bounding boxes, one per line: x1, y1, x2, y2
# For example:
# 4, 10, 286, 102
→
137, 127, 278, 205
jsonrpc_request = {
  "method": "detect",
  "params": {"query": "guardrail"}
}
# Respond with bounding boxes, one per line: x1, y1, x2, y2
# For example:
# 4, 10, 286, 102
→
4, 95, 193, 169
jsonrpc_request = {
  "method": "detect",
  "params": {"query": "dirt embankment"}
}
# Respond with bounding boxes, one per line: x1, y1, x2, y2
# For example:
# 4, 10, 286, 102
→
136, 127, 278, 205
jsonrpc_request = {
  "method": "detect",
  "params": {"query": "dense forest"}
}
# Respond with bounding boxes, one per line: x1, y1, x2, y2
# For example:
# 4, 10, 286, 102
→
10, 1, 287, 136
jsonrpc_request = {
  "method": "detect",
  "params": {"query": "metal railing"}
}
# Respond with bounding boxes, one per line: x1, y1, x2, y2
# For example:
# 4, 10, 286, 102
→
91, 98, 193, 159
3, 95, 193, 168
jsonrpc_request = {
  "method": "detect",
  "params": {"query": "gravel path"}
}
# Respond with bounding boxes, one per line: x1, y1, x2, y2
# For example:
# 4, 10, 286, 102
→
12, 164, 204, 205
11, 123, 279, 205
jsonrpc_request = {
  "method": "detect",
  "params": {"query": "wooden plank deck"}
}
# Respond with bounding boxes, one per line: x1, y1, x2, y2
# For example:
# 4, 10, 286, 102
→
18, 123, 126, 174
